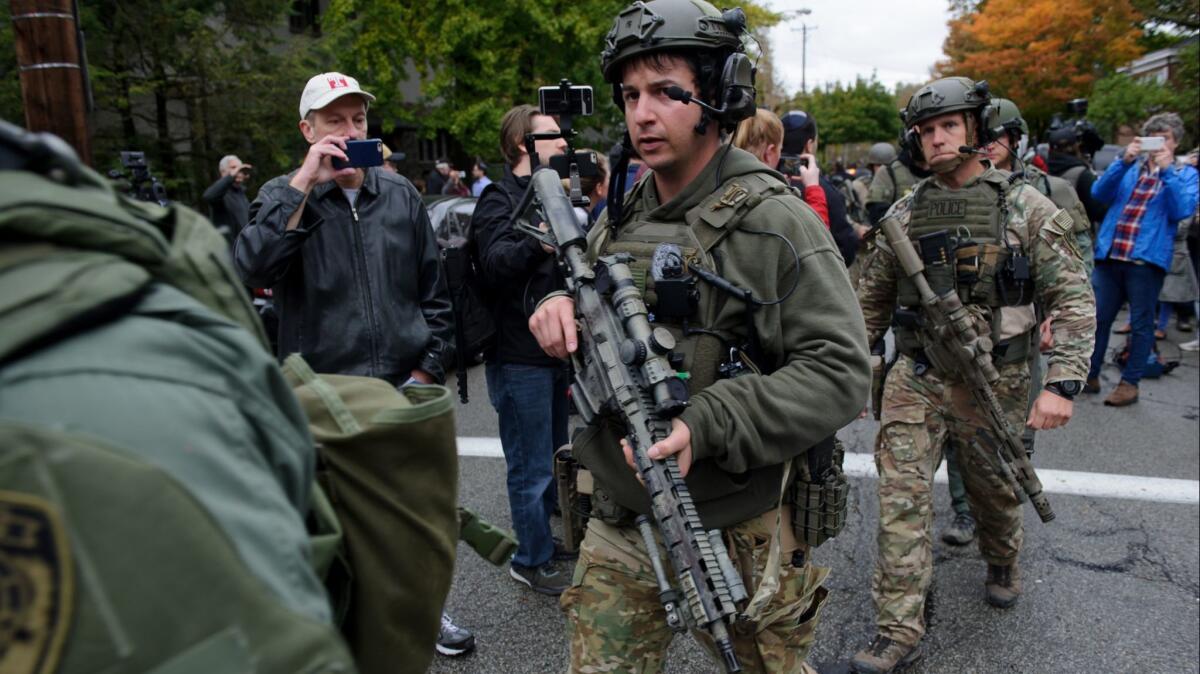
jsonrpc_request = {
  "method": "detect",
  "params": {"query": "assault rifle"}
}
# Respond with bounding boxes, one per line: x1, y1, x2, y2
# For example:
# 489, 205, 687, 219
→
517, 167, 749, 672
878, 217, 1055, 523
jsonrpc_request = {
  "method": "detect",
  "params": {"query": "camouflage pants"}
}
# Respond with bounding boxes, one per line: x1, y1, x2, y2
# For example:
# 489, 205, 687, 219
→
561, 509, 829, 673
871, 355, 1030, 646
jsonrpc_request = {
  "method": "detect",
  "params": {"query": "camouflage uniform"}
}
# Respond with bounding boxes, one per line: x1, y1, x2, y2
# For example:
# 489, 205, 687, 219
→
564, 511, 826, 674
856, 167, 1095, 646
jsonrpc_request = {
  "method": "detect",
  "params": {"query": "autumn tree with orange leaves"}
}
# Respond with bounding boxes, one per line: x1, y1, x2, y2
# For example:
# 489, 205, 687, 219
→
936, 0, 1145, 133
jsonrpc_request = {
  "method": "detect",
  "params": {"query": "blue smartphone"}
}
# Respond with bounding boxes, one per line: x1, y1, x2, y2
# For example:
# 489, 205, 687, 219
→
331, 139, 384, 170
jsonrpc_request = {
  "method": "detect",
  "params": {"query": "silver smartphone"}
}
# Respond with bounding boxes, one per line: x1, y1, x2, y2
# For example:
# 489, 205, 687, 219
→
1137, 136, 1166, 152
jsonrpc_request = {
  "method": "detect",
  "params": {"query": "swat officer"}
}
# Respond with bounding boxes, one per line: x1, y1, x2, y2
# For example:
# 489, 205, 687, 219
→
984, 97, 1094, 460
528, 1, 870, 671
850, 78, 1095, 674
987, 98, 1092, 268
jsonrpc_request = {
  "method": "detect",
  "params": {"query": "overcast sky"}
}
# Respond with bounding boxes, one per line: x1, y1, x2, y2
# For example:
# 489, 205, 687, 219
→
765, 0, 951, 94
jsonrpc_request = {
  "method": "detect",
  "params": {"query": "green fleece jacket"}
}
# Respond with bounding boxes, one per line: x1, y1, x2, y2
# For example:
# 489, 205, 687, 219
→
577, 146, 871, 528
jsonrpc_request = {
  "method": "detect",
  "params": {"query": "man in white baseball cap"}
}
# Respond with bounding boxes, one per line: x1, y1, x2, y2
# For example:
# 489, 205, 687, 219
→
234, 67, 452, 396
234, 69, 473, 664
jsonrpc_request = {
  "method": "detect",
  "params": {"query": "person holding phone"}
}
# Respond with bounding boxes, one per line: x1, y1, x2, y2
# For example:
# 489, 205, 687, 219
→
202, 154, 253, 247
1085, 112, 1199, 406
234, 71, 452, 388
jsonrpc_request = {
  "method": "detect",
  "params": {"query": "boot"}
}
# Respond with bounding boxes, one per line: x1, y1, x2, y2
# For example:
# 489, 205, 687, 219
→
1104, 381, 1139, 407
941, 511, 976, 546
1083, 377, 1101, 394
985, 562, 1022, 608
850, 635, 923, 674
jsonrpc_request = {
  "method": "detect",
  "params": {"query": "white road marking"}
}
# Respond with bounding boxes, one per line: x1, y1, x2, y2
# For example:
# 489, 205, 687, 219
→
456, 437, 1200, 506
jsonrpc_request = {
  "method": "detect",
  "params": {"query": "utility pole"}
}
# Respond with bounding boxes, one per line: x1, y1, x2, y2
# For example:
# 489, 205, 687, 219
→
10, 0, 92, 163
785, 8, 815, 96
792, 22, 817, 95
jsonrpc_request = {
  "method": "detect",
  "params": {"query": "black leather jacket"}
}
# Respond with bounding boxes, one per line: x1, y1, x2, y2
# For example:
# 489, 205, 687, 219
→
234, 168, 452, 384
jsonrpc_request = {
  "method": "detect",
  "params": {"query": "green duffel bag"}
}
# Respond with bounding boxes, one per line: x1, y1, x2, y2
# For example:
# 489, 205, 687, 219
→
282, 355, 458, 674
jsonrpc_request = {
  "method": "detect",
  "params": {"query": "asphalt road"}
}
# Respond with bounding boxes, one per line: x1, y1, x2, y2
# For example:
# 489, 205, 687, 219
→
431, 321, 1200, 674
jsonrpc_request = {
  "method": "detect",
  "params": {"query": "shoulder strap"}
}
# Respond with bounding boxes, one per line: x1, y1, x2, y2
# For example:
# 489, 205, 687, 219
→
685, 172, 791, 252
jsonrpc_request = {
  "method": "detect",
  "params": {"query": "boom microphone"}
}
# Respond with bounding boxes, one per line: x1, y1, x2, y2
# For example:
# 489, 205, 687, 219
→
666, 86, 724, 117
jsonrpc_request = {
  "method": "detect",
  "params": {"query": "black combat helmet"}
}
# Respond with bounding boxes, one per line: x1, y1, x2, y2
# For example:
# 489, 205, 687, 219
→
601, 0, 746, 84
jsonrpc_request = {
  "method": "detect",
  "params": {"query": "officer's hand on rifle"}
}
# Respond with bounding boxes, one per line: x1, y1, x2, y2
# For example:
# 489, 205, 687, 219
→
620, 418, 694, 477
529, 295, 577, 359
1026, 389, 1073, 430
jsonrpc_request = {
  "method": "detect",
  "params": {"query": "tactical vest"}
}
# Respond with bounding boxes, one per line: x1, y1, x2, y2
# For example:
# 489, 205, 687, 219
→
595, 171, 794, 395
585, 170, 847, 549
894, 174, 1032, 364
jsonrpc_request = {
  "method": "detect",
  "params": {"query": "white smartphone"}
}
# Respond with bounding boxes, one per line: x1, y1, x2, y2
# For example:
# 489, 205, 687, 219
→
1137, 136, 1166, 152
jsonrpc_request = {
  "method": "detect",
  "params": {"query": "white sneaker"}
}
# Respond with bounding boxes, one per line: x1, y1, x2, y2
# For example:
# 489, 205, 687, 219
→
1180, 339, 1199, 351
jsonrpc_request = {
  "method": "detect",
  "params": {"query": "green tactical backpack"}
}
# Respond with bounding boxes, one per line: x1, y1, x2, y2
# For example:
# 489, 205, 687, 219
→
281, 356, 459, 674
0, 124, 355, 673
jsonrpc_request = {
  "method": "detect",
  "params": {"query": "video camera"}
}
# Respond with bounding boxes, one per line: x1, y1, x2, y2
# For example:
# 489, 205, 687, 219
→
1047, 98, 1104, 157
108, 151, 169, 206
525, 79, 599, 208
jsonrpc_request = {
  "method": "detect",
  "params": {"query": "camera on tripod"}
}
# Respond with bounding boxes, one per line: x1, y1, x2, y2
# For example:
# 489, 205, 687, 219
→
109, 151, 169, 206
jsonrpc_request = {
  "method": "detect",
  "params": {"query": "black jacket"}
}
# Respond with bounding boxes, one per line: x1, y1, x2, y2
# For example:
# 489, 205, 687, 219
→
202, 175, 250, 245
1048, 152, 1104, 225
471, 168, 563, 366
234, 168, 453, 385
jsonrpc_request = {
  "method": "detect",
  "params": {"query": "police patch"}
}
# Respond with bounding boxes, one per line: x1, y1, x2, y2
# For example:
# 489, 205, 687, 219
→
928, 199, 967, 218
0, 491, 73, 674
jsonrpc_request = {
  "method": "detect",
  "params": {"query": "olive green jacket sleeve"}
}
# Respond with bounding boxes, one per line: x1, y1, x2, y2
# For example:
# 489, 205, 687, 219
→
1009, 184, 1097, 383
680, 196, 871, 473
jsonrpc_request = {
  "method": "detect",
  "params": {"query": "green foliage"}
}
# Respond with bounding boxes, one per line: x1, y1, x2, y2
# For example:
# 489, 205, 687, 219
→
1088, 40, 1199, 146
0, 0, 787, 204
786, 76, 901, 145
318, 1, 625, 160
77, 0, 310, 203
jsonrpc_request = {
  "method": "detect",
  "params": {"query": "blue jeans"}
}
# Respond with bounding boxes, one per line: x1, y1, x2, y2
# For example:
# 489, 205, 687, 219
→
1088, 260, 1166, 386
485, 362, 569, 569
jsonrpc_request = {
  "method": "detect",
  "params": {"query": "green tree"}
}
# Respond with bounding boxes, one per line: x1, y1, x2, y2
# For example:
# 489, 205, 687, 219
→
787, 76, 901, 145
318, 0, 781, 160
1090, 41, 1200, 146
1088, 72, 1178, 140
318, 1, 626, 160
79, 0, 312, 204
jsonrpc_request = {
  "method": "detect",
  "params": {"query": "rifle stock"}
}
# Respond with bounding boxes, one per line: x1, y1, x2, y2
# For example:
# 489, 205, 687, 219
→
879, 218, 1054, 523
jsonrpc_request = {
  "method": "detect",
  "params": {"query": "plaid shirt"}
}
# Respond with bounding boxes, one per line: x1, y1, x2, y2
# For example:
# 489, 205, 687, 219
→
1110, 162, 1161, 261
